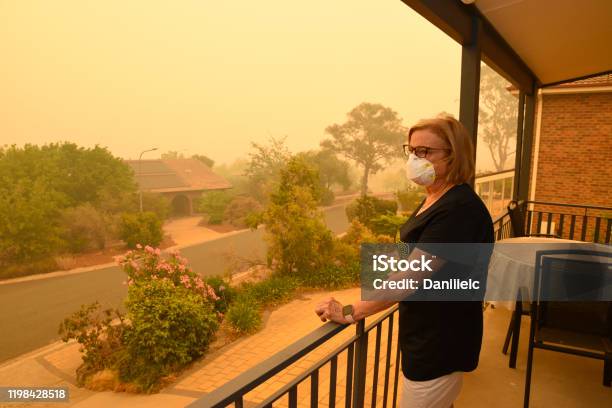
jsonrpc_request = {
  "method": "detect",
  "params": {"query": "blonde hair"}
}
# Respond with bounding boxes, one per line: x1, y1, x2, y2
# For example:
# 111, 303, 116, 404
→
408, 114, 475, 184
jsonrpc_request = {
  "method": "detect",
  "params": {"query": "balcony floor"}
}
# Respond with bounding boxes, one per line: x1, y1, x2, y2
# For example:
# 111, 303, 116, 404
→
174, 287, 610, 407
458, 306, 611, 407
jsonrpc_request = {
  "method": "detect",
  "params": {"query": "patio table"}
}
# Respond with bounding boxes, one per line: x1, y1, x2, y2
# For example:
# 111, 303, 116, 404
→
485, 236, 611, 368
485, 237, 603, 307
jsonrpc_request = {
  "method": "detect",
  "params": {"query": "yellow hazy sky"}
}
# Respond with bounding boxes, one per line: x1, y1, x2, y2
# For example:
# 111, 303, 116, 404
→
1, 0, 466, 165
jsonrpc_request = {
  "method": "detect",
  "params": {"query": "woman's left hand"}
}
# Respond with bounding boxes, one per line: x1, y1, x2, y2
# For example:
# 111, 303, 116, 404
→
315, 297, 348, 324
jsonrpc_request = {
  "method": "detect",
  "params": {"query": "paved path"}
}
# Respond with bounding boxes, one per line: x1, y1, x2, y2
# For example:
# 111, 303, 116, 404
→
163, 217, 222, 247
0, 204, 350, 363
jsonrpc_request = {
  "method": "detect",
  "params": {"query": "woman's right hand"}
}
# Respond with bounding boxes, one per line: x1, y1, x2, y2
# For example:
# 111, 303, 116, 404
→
314, 297, 349, 324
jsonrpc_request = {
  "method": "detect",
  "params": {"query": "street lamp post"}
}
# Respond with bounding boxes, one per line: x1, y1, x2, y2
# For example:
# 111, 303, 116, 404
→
138, 147, 158, 212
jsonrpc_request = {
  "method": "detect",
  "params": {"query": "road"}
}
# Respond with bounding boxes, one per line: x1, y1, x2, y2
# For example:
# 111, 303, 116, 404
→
0, 204, 350, 363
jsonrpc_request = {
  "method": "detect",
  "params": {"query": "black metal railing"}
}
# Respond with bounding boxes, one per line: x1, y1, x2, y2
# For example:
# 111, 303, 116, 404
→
188, 305, 400, 408
493, 210, 513, 241
493, 200, 611, 244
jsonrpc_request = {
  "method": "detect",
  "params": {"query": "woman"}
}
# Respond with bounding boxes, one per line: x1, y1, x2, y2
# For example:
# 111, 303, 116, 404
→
315, 114, 494, 408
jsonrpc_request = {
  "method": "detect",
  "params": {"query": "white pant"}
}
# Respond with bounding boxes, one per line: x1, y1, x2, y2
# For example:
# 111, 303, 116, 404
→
401, 371, 463, 408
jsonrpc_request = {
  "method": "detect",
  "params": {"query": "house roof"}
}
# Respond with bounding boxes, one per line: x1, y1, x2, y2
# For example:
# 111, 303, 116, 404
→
124, 159, 232, 193
551, 72, 612, 89
507, 72, 612, 93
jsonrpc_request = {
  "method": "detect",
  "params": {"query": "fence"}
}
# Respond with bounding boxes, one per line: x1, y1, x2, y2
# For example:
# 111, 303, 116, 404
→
493, 200, 611, 244
188, 306, 401, 408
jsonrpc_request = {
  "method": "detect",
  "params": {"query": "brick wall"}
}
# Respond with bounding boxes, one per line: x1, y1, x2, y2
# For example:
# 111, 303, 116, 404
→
534, 92, 612, 207
528, 91, 612, 242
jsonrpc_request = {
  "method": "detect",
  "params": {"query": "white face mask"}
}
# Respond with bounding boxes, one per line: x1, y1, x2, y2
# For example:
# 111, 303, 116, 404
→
405, 154, 436, 186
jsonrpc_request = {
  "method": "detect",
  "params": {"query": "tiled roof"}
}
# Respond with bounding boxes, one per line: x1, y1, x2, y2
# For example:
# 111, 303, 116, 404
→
124, 159, 232, 192
551, 72, 612, 88
507, 72, 612, 93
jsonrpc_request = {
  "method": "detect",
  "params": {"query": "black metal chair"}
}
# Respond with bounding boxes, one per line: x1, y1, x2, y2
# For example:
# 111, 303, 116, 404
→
502, 286, 530, 368
502, 200, 561, 365
523, 249, 612, 407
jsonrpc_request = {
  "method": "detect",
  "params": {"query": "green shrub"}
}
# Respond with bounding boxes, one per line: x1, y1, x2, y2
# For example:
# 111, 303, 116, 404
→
60, 204, 108, 252
120, 280, 219, 392
58, 302, 127, 386
298, 262, 360, 289
138, 193, 171, 220
369, 213, 409, 239
60, 246, 222, 393
226, 275, 299, 334
205, 276, 236, 314
223, 196, 262, 228
244, 211, 263, 229
242, 275, 299, 307
0, 257, 59, 280
198, 191, 232, 224
119, 212, 163, 249
319, 187, 335, 206
341, 220, 395, 248
346, 196, 373, 223
296, 238, 360, 289
395, 187, 425, 213
345, 195, 398, 233
226, 295, 262, 334
372, 197, 398, 215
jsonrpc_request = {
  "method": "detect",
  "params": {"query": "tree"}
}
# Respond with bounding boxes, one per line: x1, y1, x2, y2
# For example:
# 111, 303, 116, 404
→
244, 137, 291, 202
191, 154, 215, 168
257, 156, 333, 275
0, 179, 65, 263
0, 143, 138, 263
299, 149, 352, 191
322, 103, 406, 196
25, 143, 136, 208
479, 64, 518, 171
214, 158, 250, 196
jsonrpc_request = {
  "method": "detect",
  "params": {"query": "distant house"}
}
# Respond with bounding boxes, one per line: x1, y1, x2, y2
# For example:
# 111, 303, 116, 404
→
124, 159, 232, 216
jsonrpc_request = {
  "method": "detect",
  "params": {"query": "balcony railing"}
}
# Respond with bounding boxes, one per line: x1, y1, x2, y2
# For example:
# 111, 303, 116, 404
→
188, 305, 400, 408
493, 200, 611, 244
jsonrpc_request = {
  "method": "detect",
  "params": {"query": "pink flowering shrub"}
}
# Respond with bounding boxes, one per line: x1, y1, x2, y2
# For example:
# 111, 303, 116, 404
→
116, 246, 223, 391
118, 245, 220, 304
61, 245, 222, 393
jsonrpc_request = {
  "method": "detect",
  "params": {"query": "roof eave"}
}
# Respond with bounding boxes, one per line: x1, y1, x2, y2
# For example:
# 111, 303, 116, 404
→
400, 0, 538, 93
